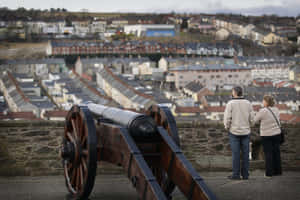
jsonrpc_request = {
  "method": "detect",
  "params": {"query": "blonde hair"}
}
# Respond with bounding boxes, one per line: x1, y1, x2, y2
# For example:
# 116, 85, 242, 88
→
263, 95, 275, 107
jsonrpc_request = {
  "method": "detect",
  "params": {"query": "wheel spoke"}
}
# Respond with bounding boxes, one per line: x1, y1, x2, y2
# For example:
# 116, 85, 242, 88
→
77, 115, 82, 139
81, 158, 87, 177
81, 133, 87, 146
66, 132, 75, 143
79, 165, 84, 189
78, 118, 83, 139
71, 119, 78, 140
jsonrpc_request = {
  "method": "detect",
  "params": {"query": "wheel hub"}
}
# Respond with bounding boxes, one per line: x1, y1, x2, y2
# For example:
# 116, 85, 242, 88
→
61, 141, 75, 161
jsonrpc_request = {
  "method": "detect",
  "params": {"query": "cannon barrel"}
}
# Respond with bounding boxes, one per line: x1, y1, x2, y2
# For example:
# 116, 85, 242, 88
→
86, 103, 156, 137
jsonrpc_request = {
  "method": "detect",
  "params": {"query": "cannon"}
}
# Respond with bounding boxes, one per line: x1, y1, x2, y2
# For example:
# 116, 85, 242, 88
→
61, 103, 217, 200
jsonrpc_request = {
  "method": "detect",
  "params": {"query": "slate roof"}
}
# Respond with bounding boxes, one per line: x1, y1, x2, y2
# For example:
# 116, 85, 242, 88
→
252, 27, 271, 35
244, 86, 297, 95
50, 40, 242, 52
170, 64, 250, 71
1, 72, 56, 111
51, 73, 111, 106
18, 82, 38, 88
98, 67, 154, 107
184, 81, 204, 93
2, 58, 65, 65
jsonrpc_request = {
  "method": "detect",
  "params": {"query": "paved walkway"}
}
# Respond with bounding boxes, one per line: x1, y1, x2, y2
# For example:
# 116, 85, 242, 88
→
0, 171, 299, 200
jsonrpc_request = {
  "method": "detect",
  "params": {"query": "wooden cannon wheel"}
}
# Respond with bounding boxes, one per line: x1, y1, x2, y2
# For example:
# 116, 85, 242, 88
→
147, 105, 181, 199
61, 105, 97, 200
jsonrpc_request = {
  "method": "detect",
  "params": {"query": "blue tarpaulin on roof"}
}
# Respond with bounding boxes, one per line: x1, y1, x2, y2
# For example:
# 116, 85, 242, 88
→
145, 29, 175, 37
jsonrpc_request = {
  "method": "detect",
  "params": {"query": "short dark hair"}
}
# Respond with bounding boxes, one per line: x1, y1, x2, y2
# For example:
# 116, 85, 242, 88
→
233, 86, 243, 97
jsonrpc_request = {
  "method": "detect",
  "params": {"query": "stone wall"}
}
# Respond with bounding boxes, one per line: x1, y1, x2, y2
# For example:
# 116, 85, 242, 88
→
0, 121, 63, 176
0, 120, 299, 176
177, 121, 300, 171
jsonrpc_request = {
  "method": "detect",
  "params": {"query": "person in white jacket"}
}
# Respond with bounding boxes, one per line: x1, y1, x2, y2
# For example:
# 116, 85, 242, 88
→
254, 95, 282, 178
224, 86, 254, 180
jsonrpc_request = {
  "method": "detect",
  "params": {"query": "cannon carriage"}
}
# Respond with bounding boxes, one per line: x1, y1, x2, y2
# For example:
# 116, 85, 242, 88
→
61, 103, 217, 200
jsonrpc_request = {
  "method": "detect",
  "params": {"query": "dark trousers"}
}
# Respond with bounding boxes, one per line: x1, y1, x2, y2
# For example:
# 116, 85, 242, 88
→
261, 134, 282, 176
229, 133, 250, 178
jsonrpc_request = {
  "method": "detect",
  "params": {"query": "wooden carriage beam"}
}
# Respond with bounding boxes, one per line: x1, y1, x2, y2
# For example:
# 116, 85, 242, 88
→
96, 124, 167, 200
157, 127, 218, 200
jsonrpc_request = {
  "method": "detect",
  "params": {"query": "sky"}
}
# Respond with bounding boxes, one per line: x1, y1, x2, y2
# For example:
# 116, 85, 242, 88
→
0, 0, 299, 16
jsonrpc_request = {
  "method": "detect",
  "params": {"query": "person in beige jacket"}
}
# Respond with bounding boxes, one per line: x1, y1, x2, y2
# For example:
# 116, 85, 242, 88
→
224, 86, 254, 180
254, 95, 282, 177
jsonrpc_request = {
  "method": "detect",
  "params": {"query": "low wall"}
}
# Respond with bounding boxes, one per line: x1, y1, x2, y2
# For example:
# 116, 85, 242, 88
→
0, 120, 299, 176
177, 121, 300, 171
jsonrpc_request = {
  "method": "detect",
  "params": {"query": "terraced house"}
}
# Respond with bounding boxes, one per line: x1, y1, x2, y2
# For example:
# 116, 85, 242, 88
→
0, 58, 67, 78
0, 72, 55, 117
96, 66, 156, 110
168, 64, 252, 90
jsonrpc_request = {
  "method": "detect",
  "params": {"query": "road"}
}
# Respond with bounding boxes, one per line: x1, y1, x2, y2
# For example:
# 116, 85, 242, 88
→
0, 171, 299, 200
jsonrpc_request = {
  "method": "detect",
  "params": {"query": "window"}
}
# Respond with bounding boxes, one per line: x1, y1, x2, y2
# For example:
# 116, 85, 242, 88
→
180, 75, 183, 79
234, 74, 239, 78
216, 75, 220, 78
211, 75, 215, 79
198, 75, 202, 79
228, 74, 232, 78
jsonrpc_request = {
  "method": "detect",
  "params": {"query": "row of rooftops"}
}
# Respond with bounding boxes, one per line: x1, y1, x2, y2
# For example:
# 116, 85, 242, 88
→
75, 55, 299, 66
43, 73, 111, 106
245, 86, 298, 95
0, 58, 65, 65
1, 72, 55, 112
205, 94, 300, 104
71, 75, 111, 105
98, 67, 154, 108
78, 55, 299, 66
204, 87, 300, 104
170, 64, 251, 71
9, 73, 55, 109
0, 55, 298, 68
50, 40, 242, 50
78, 57, 151, 65
237, 56, 300, 63
117, 74, 172, 104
